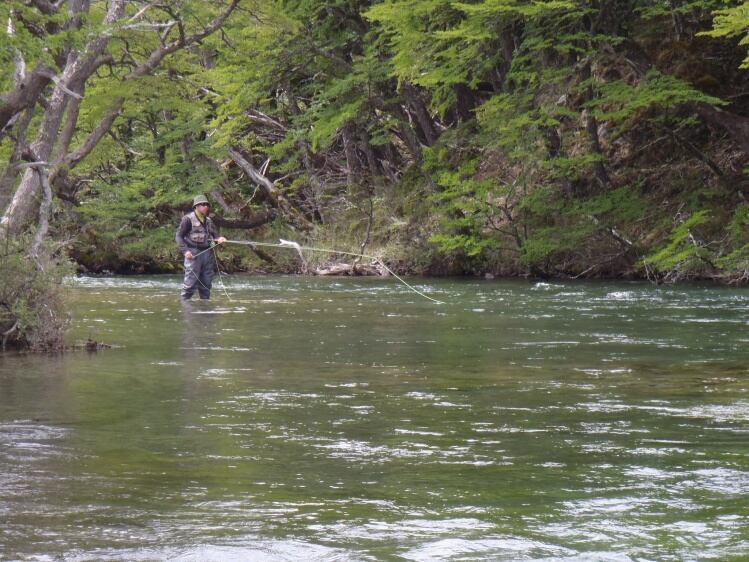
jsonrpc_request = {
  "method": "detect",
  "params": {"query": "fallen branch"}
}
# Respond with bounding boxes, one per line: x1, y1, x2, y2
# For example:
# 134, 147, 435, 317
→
228, 147, 315, 231
314, 262, 383, 276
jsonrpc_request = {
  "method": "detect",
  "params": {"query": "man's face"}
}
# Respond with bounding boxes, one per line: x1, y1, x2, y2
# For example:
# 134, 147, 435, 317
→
196, 203, 210, 215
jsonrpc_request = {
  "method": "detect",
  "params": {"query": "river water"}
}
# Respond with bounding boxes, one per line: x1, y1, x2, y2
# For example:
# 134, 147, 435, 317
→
1, 276, 747, 561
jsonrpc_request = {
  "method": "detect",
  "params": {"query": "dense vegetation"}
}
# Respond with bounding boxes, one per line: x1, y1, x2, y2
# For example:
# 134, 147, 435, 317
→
1, 0, 749, 347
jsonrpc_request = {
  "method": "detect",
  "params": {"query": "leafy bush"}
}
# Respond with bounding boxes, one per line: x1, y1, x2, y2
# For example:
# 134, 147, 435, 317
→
642, 210, 715, 280
0, 238, 72, 351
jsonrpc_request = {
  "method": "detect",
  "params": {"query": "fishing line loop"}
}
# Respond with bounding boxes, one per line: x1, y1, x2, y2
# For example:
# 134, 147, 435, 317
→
181, 239, 444, 304
224, 239, 444, 304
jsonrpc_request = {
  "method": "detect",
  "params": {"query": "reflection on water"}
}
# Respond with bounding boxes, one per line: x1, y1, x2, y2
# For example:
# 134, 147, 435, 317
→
1, 276, 748, 560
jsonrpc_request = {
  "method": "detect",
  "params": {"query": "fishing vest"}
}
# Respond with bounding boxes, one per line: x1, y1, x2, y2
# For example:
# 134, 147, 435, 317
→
187, 212, 213, 248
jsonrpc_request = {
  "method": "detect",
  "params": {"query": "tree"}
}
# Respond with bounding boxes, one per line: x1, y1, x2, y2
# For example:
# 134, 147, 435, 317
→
0, 0, 240, 241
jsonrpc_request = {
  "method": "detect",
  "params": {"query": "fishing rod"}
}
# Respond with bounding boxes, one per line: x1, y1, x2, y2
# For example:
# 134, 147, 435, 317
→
194, 238, 444, 304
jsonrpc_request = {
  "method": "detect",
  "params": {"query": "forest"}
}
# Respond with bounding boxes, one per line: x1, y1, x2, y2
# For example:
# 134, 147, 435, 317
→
1, 0, 748, 349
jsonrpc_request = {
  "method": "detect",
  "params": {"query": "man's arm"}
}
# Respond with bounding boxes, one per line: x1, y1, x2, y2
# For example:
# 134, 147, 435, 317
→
175, 215, 193, 257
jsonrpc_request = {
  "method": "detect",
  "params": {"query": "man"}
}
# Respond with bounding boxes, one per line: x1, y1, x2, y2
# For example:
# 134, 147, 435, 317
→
175, 194, 227, 300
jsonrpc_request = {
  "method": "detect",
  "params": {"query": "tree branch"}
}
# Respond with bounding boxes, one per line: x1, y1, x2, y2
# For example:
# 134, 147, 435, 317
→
212, 211, 276, 230
228, 147, 315, 231
127, 0, 241, 80
228, 147, 281, 206
0, 64, 55, 131
51, 100, 125, 181
26, 0, 65, 15
46, 2, 240, 193
18, 161, 54, 259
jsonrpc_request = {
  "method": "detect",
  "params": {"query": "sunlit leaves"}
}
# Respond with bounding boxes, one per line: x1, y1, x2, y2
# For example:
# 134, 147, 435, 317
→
701, 2, 749, 67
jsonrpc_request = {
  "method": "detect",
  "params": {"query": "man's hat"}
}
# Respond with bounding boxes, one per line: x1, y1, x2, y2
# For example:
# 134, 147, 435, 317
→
192, 194, 209, 207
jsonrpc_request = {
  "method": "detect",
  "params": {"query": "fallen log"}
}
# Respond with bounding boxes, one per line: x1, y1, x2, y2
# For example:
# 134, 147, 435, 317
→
314, 262, 383, 276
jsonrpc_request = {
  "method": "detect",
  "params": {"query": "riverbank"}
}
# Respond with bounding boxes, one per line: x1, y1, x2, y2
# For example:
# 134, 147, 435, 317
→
69, 243, 748, 286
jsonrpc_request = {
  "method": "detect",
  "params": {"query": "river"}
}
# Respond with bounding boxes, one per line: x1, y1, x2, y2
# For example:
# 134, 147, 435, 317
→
1, 276, 748, 561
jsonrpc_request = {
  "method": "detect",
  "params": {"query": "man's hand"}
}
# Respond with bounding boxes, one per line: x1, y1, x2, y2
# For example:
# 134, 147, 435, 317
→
184, 250, 194, 260
216, 237, 227, 245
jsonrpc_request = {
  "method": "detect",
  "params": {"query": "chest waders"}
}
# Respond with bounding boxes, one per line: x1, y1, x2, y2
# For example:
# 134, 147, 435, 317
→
181, 213, 216, 300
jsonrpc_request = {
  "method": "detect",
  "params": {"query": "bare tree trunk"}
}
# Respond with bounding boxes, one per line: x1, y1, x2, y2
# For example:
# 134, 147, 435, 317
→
342, 122, 361, 189
54, 85, 85, 163
401, 82, 438, 146
1, 68, 75, 236
453, 84, 476, 123
228, 148, 282, 206
54, 101, 124, 176
299, 143, 327, 223
361, 129, 382, 181
30, 164, 53, 259
389, 104, 423, 162
584, 109, 610, 187
579, 61, 610, 188
493, 27, 517, 90
212, 211, 276, 230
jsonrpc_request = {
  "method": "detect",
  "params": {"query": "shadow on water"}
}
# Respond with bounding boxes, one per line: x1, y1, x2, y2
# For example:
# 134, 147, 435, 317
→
0, 276, 748, 560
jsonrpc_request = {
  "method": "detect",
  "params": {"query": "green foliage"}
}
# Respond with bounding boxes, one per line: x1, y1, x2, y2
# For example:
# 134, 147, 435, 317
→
727, 203, 749, 239
591, 70, 725, 134
716, 204, 749, 274
5, 0, 749, 286
519, 230, 567, 266
573, 186, 647, 223
639, 0, 729, 20
701, 2, 749, 67
515, 197, 596, 269
642, 210, 714, 273
366, 0, 575, 115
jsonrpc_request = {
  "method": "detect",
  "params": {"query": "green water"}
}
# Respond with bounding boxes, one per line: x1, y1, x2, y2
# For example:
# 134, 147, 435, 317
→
1, 276, 748, 561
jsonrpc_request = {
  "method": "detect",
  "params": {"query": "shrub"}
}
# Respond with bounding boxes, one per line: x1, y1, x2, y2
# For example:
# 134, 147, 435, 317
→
0, 238, 72, 352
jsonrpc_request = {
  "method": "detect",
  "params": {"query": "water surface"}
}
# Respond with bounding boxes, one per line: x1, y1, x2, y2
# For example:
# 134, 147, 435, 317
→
1, 276, 748, 560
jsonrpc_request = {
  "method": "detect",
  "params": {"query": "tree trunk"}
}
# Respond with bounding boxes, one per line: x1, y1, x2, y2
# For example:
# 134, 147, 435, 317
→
0, 0, 127, 239
401, 82, 438, 146
30, 165, 53, 259
389, 104, 423, 162
452, 84, 477, 123
212, 211, 276, 230
361, 129, 382, 181
1, 67, 75, 236
54, 84, 85, 163
493, 27, 517, 90
579, 61, 610, 189
584, 109, 610, 187
342, 122, 361, 189
228, 148, 282, 206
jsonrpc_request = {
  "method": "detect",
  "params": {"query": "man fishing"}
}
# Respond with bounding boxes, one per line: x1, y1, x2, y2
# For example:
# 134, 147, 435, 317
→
175, 194, 227, 300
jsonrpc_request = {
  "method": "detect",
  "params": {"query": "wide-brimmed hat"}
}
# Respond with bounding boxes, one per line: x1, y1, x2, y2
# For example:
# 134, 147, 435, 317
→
192, 194, 209, 207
